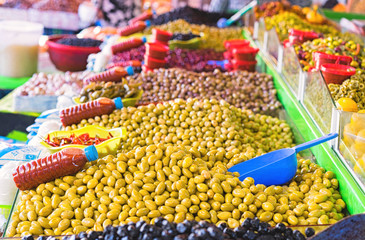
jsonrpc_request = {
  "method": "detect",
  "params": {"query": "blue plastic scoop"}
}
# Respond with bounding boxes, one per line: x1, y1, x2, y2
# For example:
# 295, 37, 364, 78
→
217, 0, 258, 28
228, 133, 338, 186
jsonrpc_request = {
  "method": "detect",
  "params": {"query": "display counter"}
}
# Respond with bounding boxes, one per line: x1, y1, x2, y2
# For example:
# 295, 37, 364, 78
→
242, 8, 365, 213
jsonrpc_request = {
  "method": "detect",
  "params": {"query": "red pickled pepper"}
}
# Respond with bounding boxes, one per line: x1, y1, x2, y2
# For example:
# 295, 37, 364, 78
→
60, 97, 124, 127
83, 66, 134, 85
118, 20, 151, 36
106, 60, 141, 70
128, 10, 154, 25
45, 133, 113, 147
13, 146, 98, 190
111, 37, 147, 55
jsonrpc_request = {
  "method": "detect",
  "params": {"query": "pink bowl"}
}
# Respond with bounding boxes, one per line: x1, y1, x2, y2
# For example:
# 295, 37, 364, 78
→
47, 35, 101, 72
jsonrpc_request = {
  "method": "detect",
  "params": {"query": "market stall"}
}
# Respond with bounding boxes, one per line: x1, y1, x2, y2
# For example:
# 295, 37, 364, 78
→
0, 1, 365, 239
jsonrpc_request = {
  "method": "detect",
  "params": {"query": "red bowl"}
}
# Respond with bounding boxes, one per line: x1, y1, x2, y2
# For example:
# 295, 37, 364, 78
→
46, 35, 101, 72
224, 39, 250, 50
320, 63, 356, 84
144, 55, 167, 69
232, 47, 259, 61
152, 28, 173, 43
145, 42, 169, 59
288, 29, 319, 44
231, 59, 257, 72
313, 51, 352, 70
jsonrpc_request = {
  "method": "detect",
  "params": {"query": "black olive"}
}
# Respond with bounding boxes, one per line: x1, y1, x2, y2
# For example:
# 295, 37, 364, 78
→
304, 227, 315, 237
176, 223, 189, 234
37, 236, 48, 240
174, 234, 188, 240
293, 230, 306, 240
244, 230, 258, 240
275, 223, 287, 233
22, 235, 34, 240
223, 228, 236, 238
198, 221, 209, 228
251, 217, 260, 230
242, 218, 253, 228
136, 220, 146, 229
284, 228, 293, 237
217, 222, 228, 230
187, 233, 198, 240
155, 217, 164, 227
257, 235, 276, 240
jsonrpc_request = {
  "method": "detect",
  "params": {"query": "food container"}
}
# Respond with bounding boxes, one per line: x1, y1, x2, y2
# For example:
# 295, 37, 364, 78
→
152, 28, 173, 45
231, 59, 257, 72
232, 47, 259, 61
320, 63, 356, 84
313, 51, 353, 70
145, 42, 169, 59
47, 35, 101, 72
40, 125, 127, 158
0, 21, 43, 78
288, 29, 319, 45
224, 39, 250, 50
144, 55, 167, 69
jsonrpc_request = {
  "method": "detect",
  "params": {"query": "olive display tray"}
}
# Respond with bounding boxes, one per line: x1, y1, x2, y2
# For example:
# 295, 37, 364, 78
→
3, 47, 360, 238
243, 29, 365, 214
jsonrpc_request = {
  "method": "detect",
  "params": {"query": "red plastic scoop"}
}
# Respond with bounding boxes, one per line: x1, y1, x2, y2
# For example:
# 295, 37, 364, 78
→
320, 63, 356, 84
313, 51, 353, 70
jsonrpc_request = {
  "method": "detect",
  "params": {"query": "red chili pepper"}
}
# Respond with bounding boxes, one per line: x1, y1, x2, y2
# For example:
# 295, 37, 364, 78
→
45, 132, 111, 147
354, 44, 360, 56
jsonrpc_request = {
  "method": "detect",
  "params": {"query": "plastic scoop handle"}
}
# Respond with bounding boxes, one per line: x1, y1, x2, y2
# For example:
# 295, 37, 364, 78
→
224, 0, 258, 27
206, 60, 228, 68
293, 132, 338, 153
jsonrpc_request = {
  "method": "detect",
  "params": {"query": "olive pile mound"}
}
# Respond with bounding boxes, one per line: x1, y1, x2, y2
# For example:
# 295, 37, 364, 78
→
150, 6, 231, 26
68, 98, 293, 159
328, 74, 365, 110
133, 68, 281, 115
144, 19, 243, 51
8, 99, 346, 237
264, 12, 338, 41
7, 147, 345, 237
296, 37, 365, 73
26, 218, 315, 240
77, 80, 141, 104
57, 38, 103, 47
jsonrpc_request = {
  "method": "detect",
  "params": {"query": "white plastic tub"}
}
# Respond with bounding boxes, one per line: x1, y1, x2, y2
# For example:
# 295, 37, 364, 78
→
0, 20, 43, 78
